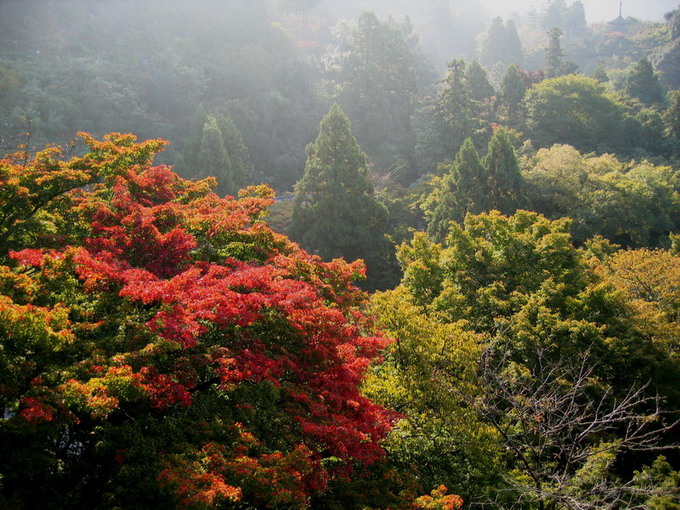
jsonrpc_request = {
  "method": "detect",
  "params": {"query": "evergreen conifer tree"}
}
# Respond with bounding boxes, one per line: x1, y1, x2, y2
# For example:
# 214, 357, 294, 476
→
481, 18, 524, 70
428, 138, 487, 241
624, 57, 666, 107
483, 128, 522, 214
544, 27, 577, 78
500, 64, 527, 120
290, 104, 388, 266
504, 20, 525, 68
466, 61, 495, 102
542, 0, 566, 30
183, 103, 208, 172
431, 60, 491, 160
216, 112, 254, 189
337, 12, 419, 181
198, 115, 236, 195
567, 1, 587, 33
481, 17, 507, 69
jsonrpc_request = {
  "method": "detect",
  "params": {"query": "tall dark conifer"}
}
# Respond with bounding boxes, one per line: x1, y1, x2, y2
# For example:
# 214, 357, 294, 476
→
215, 113, 254, 189
500, 64, 527, 121
544, 27, 577, 78
428, 138, 488, 241
466, 61, 495, 102
483, 128, 522, 214
481, 18, 524, 70
182, 104, 208, 173
290, 104, 388, 266
624, 57, 666, 107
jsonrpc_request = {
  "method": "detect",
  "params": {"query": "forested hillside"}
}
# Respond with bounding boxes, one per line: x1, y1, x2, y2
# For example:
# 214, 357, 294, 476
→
1, 0, 679, 508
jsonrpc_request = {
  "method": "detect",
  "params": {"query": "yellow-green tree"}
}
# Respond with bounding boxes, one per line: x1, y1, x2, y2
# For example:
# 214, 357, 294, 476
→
370, 210, 680, 508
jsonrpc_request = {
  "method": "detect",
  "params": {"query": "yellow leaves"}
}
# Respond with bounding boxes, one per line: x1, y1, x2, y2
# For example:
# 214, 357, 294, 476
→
60, 365, 147, 420
411, 485, 463, 510
0, 264, 37, 301
606, 249, 680, 311
73, 132, 168, 180
0, 296, 74, 350
598, 248, 680, 357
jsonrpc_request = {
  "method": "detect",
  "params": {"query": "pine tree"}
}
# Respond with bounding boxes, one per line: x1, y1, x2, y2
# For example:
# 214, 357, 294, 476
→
481, 17, 507, 69
624, 57, 666, 107
198, 115, 236, 196
542, 0, 567, 30
290, 104, 388, 265
337, 12, 419, 180
483, 128, 522, 214
567, 1, 587, 33
481, 18, 524, 70
431, 60, 489, 160
504, 20, 525, 69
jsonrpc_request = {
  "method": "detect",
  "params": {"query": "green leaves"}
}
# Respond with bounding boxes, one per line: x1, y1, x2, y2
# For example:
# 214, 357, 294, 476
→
290, 104, 388, 279
425, 131, 521, 242
525, 75, 627, 152
372, 209, 680, 506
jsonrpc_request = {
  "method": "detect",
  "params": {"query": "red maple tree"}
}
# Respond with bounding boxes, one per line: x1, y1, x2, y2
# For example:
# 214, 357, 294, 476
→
0, 133, 403, 508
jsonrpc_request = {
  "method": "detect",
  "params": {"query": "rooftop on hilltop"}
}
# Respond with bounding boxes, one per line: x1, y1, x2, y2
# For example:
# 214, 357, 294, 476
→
608, 0, 629, 26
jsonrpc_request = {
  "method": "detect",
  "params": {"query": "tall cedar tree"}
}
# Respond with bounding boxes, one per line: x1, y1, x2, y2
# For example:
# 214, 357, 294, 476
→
337, 12, 419, 181
466, 61, 495, 102
182, 103, 208, 174
500, 64, 527, 120
215, 113, 254, 190
480, 18, 524, 70
430, 60, 494, 162
427, 138, 488, 241
483, 128, 522, 215
290, 104, 388, 267
481, 17, 507, 69
624, 57, 666, 107
544, 27, 577, 79
198, 115, 236, 196
180, 108, 253, 196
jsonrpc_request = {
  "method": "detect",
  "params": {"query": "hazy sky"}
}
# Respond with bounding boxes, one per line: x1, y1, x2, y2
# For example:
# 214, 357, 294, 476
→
478, 0, 678, 22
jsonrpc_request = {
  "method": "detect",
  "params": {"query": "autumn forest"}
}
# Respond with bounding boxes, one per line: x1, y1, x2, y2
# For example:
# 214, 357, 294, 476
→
1, 0, 679, 508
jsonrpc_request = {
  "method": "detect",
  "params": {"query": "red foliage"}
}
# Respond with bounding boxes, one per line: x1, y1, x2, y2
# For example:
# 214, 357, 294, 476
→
9, 135, 395, 505
9, 248, 46, 268
19, 396, 55, 424
2, 133, 458, 509
142, 370, 193, 409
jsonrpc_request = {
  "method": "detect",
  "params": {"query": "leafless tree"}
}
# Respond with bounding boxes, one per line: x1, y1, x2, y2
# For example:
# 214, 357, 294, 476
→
465, 343, 679, 510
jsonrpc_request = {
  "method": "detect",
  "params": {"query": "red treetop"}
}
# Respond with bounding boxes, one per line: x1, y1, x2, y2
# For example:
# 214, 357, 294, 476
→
2, 133, 397, 508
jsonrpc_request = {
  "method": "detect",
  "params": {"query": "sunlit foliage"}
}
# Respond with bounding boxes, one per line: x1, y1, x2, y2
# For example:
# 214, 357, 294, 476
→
0, 133, 401, 509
